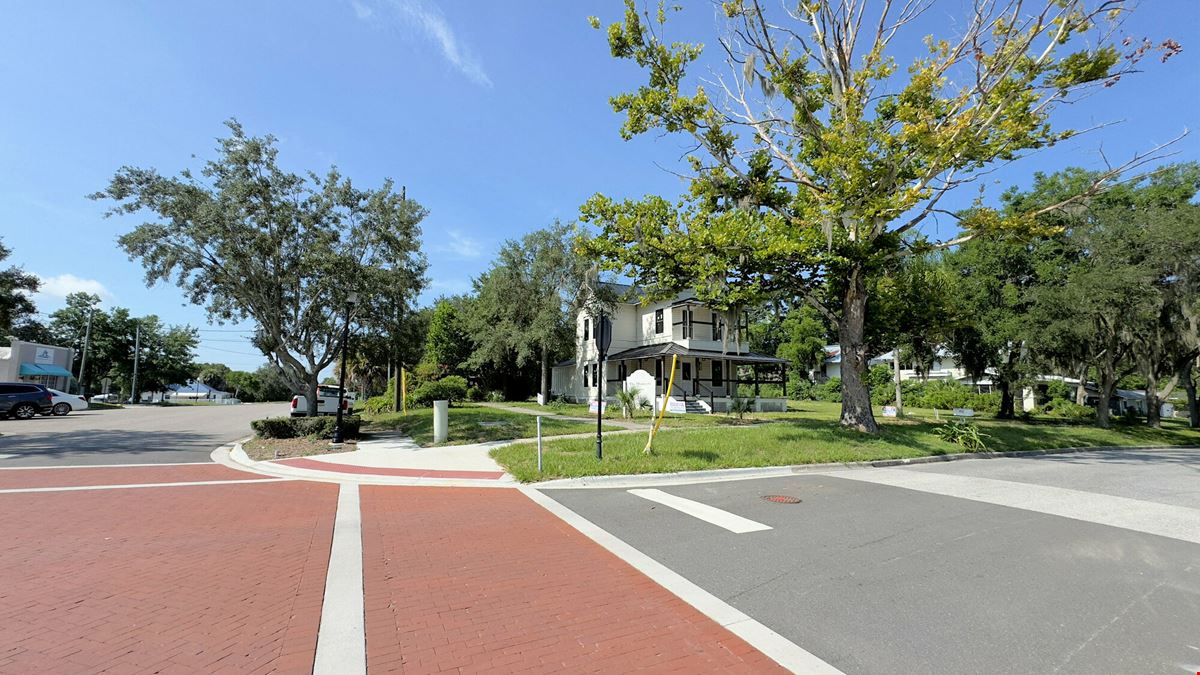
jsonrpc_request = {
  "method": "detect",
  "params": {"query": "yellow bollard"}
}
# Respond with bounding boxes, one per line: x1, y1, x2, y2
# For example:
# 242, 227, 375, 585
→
644, 354, 678, 454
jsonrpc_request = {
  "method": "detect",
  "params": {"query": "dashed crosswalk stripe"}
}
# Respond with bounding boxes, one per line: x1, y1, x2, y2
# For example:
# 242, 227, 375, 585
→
629, 488, 772, 533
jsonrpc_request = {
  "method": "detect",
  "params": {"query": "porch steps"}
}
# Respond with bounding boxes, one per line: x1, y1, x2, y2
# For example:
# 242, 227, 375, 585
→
683, 399, 710, 415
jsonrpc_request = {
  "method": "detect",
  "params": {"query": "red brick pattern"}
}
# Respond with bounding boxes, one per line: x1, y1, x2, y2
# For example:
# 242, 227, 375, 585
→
360, 487, 784, 673
275, 457, 505, 480
0, 480, 337, 673
0, 463, 274, 490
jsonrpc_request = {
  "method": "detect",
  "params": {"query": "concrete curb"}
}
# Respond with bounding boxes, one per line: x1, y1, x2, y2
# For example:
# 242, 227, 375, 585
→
213, 440, 519, 488
529, 445, 1199, 489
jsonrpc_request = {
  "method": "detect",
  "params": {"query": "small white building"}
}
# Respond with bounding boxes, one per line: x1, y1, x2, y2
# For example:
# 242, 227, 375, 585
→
0, 338, 76, 391
142, 380, 234, 403
551, 284, 789, 413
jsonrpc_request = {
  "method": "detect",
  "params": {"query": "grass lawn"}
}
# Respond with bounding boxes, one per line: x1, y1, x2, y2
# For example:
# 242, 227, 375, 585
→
363, 404, 621, 446
491, 399, 1199, 482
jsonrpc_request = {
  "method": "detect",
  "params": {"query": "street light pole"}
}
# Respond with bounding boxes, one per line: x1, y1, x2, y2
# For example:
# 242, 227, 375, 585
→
129, 322, 140, 405
332, 292, 358, 445
78, 308, 93, 396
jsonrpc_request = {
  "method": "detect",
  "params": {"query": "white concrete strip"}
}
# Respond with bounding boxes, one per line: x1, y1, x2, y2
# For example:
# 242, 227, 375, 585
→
0, 460, 216, 470
629, 488, 772, 534
826, 468, 1200, 545
0, 477, 292, 494
520, 487, 842, 674
313, 483, 366, 675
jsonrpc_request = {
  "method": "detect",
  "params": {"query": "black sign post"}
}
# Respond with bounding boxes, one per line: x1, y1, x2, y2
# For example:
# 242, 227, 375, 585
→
596, 314, 612, 460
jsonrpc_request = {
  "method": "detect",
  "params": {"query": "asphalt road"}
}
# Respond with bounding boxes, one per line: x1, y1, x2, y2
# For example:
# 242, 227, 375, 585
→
544, 449, 1200, 675
0, 403, 289, 466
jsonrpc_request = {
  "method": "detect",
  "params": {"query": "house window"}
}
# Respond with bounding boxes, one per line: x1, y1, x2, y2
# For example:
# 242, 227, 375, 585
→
655, 360, 663, 385
654, 309, 663, 334
583, 318, 590, 342
682, 308, 693, 339
682, 362, 692, 381
583, 364, 589, 387
713, 362, 723, 387
712, 318, 724, 341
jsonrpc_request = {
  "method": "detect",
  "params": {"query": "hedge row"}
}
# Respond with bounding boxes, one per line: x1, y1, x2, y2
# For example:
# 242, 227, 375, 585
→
251, 415, 361, 440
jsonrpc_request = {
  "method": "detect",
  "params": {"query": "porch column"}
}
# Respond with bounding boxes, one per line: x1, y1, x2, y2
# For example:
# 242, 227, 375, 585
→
782, 364, 788, 398
753, 364, 760, 396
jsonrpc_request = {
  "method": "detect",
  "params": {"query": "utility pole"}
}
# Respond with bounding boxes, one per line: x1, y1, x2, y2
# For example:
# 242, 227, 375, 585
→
78, 308, 94, 396
130, 322, 141, 405
893, 345, 904, 416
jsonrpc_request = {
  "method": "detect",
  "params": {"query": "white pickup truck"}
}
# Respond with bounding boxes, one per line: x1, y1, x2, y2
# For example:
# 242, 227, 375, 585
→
290, 385, 350, 417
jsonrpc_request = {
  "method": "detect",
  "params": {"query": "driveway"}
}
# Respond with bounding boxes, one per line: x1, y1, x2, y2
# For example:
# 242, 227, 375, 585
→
538, 448, 1200, 674
0, 403, 288, 466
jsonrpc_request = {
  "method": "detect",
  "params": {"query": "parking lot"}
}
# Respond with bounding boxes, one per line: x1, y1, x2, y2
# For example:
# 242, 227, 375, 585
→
541, 448, 1200, 674
0, 403, 286, 467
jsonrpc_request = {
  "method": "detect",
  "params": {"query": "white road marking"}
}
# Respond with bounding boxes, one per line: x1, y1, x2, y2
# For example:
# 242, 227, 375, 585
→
313, 483, 366, 675
628, 488, 772, 534
0, 478, 292, 494
0, 460, 215, 470
521, 487, 841, 674
0, 454, 16, 460
826, 468, 1200, 545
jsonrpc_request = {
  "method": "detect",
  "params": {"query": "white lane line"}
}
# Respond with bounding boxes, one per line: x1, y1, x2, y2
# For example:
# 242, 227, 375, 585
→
313, 483, 366, 675
826, 468, 1200, 545
0, 460, 216, 470
628, 488, 772, 534
0, 478, 291, 494
521, 487, 840, 674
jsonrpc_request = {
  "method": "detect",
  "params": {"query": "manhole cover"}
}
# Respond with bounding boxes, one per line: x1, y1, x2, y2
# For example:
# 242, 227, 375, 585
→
761, 494, 802, 504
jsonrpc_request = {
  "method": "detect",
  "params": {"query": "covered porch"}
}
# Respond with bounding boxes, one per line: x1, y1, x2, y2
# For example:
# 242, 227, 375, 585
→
603, 344, 789, 414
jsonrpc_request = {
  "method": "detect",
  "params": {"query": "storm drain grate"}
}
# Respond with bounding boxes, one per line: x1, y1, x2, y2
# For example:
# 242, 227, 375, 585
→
761, 494, 802, 504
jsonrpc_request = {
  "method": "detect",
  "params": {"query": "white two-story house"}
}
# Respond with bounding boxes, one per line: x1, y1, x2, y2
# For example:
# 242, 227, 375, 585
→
550, 284, 789, 413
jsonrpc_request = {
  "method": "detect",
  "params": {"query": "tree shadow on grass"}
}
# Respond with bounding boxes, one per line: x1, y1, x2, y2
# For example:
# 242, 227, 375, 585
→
681, 450, 720, 462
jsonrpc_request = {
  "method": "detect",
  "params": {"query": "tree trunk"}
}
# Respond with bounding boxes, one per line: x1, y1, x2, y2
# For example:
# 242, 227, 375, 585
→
540, 345, 551, 405
1184, 362, 1198, 429
838, 269, 879, 433
997, 380, 1015, 419
305, 375, 320, 418
1145, 371, 1160, 428
1075, 365, 1089, 406
1096, 370, 1117, 429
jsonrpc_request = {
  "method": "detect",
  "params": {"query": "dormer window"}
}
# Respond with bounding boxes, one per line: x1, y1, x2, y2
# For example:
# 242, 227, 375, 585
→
654, 309, 663, 334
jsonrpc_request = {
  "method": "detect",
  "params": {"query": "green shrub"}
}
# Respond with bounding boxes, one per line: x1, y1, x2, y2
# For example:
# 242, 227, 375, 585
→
812, 377, 842, 402
789, 379, 814, 400
1039, 399, 1094, 420
409, 376, 469, 407
903, 380, 1000, 414
466, 386, 483, 402
933, 419, 989, 451
486, 390, 505, 403
364, 395, 392, 415
251, 415, 361, 439
1044, 380, 1072, 403
729, 394, 755, 421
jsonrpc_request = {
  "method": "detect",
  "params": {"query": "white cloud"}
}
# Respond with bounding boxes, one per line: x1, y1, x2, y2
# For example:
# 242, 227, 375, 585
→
433, 230, 483, 259
350, 0, 373, 20
36, 273, 112, 302
353, 0, 492, 87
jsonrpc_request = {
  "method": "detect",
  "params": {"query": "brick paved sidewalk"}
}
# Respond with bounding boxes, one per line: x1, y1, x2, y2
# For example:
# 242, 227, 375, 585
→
0, 463, 278, 490
0, 476, 337, 673
361, 486, 783, 673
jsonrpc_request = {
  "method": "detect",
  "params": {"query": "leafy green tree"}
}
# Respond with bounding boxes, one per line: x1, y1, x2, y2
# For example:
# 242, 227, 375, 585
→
582, 0, 1180, 432
0, 239, 42, 339
225, 370, 260, 401
465, 221, 591, 402
194, 362, 232, 392
773, 305, 830, 381
422, 298, 473, 378
91, 120, 426, 416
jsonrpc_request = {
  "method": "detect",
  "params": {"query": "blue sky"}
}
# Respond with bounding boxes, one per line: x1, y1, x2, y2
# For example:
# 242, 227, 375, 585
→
1, 0, 1196, 371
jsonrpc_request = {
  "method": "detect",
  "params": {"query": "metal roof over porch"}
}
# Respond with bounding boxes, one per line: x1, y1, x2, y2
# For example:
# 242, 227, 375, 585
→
605, 343, 787, 365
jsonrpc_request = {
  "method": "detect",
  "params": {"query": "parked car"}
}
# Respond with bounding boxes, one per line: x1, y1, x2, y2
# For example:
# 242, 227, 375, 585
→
290, 385, 350, 417
43, 388, 89, 416
0, 382, 55, 420
90, 393, 118, 403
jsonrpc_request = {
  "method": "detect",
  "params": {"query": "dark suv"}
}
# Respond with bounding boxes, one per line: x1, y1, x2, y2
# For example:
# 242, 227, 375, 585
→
0, 382, 55, 420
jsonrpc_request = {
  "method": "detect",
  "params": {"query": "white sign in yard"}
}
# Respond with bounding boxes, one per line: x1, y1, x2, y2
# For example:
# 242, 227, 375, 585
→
666, 398, 687, 414
588, 400, 607, 413
882, 405, 898, 417
34, 348, 54, 364
952, 408, 975, 418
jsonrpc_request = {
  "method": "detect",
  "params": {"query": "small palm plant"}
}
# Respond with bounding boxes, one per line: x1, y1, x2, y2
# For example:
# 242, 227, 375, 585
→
615, 387, 643, 419
730, 394, 755, 422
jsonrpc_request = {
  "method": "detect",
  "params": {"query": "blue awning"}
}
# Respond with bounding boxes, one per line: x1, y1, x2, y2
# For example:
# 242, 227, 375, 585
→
19, 363, 73, 378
